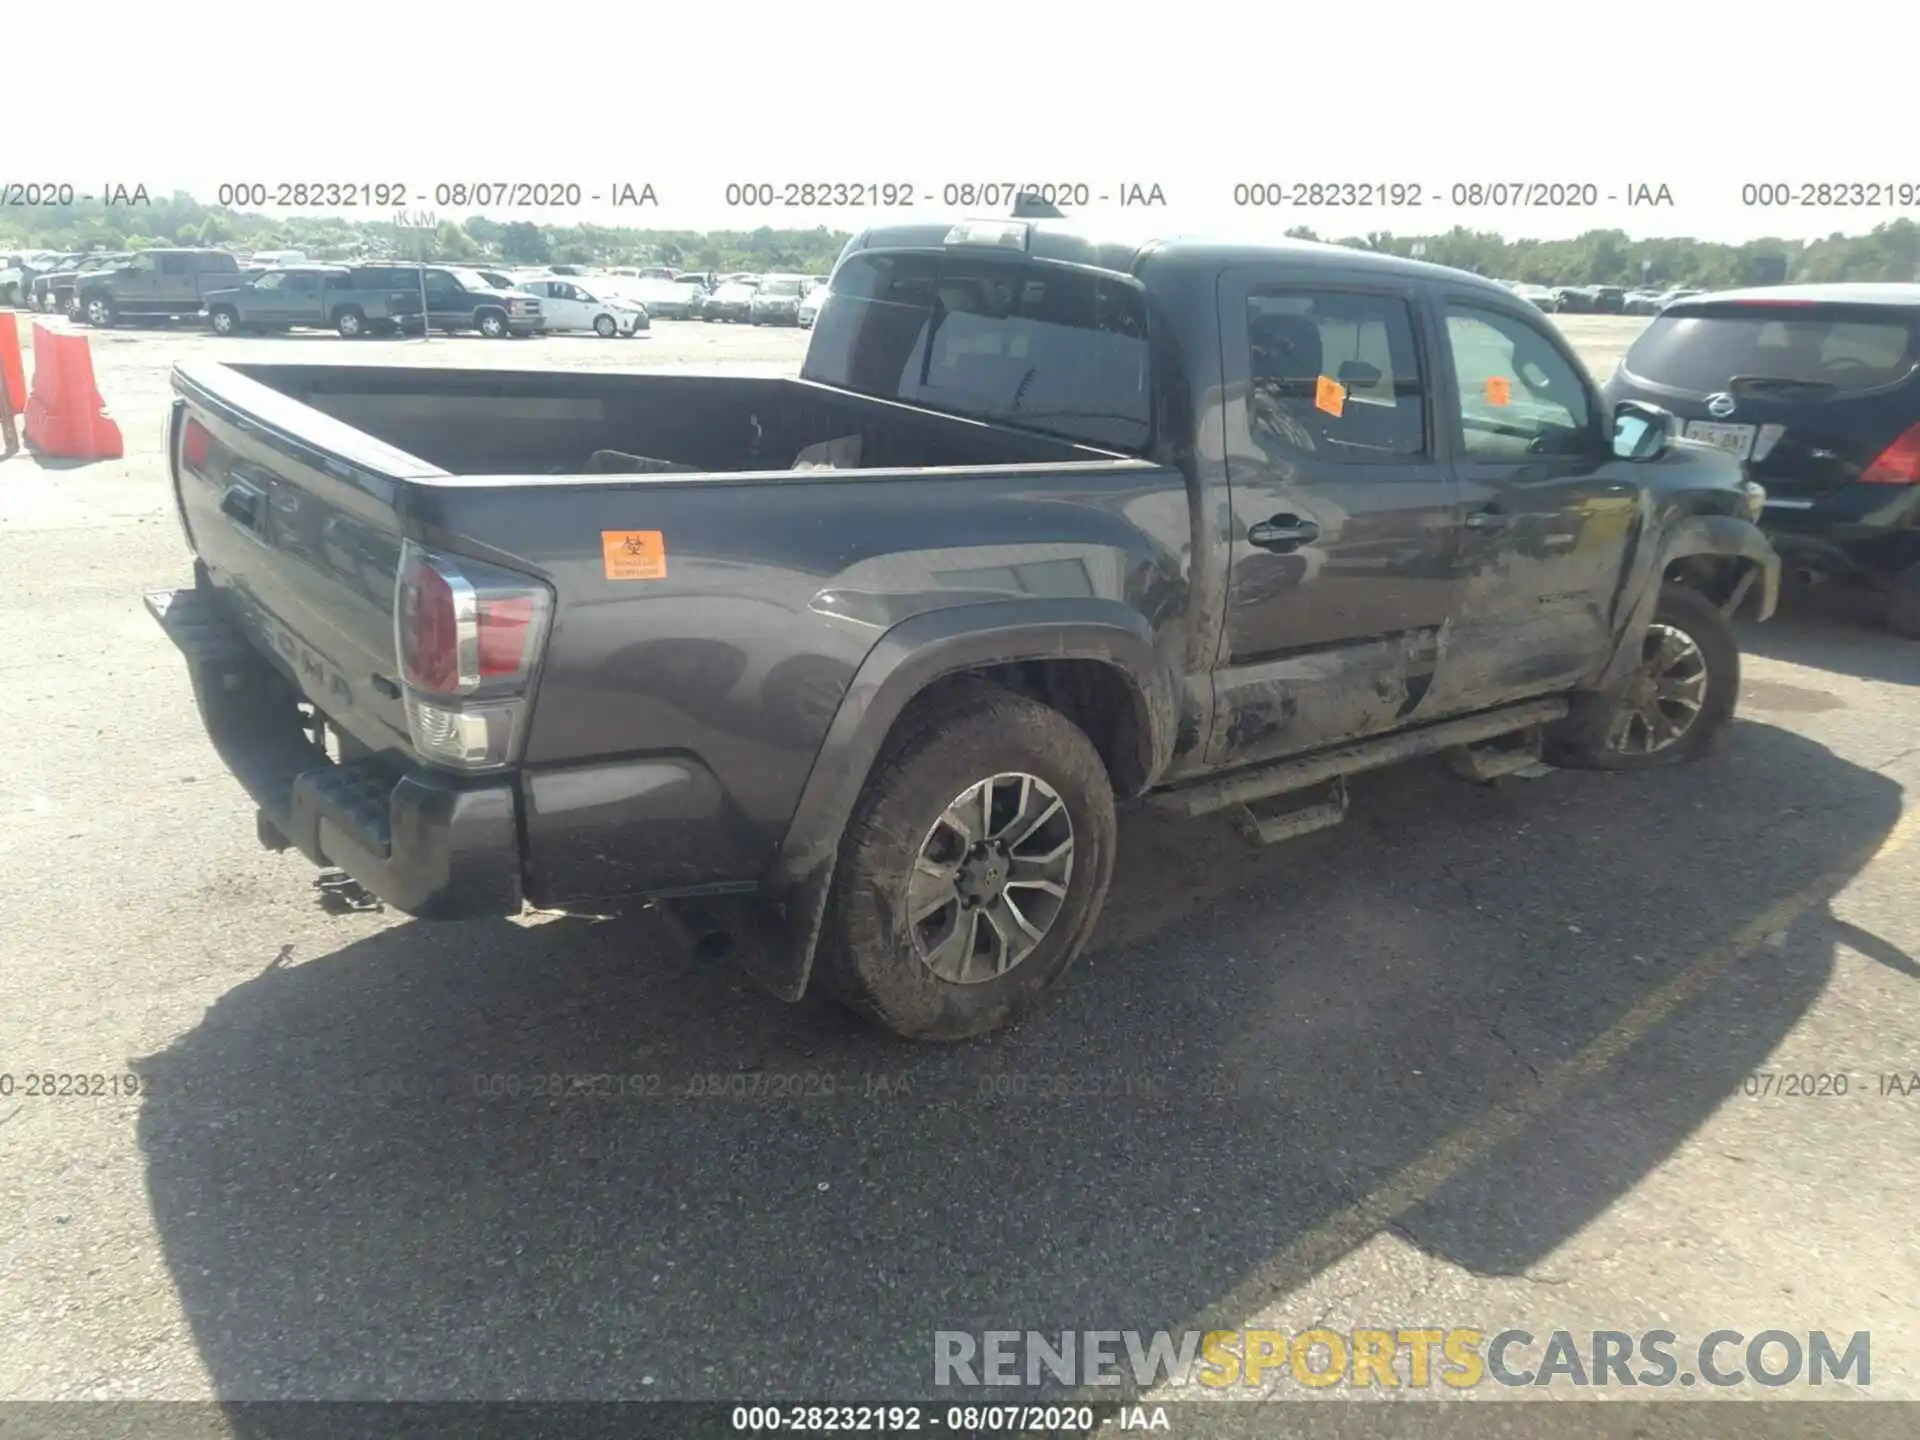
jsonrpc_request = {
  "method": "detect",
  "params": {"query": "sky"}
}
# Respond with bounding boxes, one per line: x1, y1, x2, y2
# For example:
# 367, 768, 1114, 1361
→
16, 0, 1915, 244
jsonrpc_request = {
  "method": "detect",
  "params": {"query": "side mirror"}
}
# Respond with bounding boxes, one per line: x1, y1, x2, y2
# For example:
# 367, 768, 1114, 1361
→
1612, 400, 1672, 461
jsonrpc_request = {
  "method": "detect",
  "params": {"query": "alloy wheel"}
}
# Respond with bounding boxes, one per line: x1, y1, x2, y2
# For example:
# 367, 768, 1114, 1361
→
906, 772, 1076, 984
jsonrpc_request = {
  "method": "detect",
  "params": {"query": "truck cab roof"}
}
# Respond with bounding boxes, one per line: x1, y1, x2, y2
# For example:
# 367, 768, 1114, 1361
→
838, 218, 1516, 301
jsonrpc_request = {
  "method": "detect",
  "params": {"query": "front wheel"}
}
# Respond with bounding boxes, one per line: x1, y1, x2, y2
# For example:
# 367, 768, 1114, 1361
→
1546, 584, 1740, 770
208, 306, 239, 336
477, 309, 509, 339
335, 306, 366, 338
83, 294, 114, 327
593, 313, 617, 338
817, 686, 1117, 1041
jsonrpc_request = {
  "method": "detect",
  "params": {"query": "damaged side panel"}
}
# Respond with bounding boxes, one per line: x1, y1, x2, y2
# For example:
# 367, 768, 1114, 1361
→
1205, 627, 1446, 769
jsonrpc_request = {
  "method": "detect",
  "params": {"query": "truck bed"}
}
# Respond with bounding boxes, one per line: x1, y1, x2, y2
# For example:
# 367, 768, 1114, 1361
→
218, 362, 1113, 476
167, 360, 1186, 910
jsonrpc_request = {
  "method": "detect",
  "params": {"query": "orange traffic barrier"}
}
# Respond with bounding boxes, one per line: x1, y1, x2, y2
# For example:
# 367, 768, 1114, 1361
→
23, 323, 123, 461
0, 312, 25, 416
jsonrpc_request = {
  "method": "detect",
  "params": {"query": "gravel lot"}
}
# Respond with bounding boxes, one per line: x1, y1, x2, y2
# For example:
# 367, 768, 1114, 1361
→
1, 312, 1916, 1427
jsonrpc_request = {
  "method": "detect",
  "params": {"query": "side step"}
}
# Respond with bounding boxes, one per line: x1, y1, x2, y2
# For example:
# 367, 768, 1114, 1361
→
1442, 726, 1548, 783
1232, 776, 1349, 847
1149, 697, 1568, 821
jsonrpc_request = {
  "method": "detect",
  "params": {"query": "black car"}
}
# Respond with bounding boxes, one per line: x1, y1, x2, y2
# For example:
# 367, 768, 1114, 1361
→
1603, 283, 1920, 635
1590, 286, 1626, 315
358, 264, 542, 337
1552, 286, 1596, 314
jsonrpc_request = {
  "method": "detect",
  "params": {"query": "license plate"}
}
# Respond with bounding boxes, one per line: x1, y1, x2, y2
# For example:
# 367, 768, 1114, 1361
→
1683, 420, 1757, 460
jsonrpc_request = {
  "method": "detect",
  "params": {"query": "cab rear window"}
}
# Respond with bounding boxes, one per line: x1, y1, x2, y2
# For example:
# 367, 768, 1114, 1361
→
802, 250, 1151, 453
1623, 306, 1918, 395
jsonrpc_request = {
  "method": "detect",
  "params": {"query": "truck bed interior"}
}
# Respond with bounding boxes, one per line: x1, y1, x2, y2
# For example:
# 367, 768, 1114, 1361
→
226, 364, 1113, 477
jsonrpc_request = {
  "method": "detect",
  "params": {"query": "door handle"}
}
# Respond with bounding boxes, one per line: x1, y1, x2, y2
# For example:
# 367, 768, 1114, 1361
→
1248, 516, 1320, 551
1463, 508, 1510, 534
220, 480, 264, 530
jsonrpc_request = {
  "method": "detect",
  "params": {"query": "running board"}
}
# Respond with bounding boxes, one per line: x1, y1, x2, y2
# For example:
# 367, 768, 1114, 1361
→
1150, 698, 1569, 820
1442, 726, 1547, 783
1232, 777, 1349, 847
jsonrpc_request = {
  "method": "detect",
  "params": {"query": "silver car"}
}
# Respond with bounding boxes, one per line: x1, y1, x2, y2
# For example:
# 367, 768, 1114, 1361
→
748, 275, 809, 326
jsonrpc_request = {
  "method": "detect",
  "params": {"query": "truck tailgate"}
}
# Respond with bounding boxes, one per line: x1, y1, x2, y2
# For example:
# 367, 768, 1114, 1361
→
171, 363, 447, 758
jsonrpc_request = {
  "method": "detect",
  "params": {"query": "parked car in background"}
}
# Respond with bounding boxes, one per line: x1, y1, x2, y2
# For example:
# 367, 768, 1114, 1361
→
1624, 289, 1668, 315
620, 275, 701, 319
1590, 286, 1627, 315
471, 269, 519, 290
32, 254, 122, 313
1662, 287, 1704, 309
75, 248, 245, 326
1603, 283, 1920, 635
1, 252, 60, 306
207, 265, 352, 335
384, 266, 543, 338
797, 281, 830, 329
749, 274, 810, 325
55, 253, 138, 318
1509, 282, 1557, 310
248, 249, 310, 268
516, 276, 649, 336
205, 264, 429, 338
1552, 286, 1596, 314
702, 278, 759, 322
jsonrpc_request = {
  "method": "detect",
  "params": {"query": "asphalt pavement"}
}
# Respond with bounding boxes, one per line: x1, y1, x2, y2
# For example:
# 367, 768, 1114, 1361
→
1, 315, 1916, 1430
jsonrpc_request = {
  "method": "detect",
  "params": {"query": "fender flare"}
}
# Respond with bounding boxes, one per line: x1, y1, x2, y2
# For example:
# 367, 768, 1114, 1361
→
740, 598, 1181, 1002
1598, 511, 1780, 692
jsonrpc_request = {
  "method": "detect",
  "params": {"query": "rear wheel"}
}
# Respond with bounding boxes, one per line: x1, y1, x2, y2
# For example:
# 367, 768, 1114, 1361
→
1888, 562, 1920, 639
817, 687, 1117, 1041
1547, 584, 1739, 770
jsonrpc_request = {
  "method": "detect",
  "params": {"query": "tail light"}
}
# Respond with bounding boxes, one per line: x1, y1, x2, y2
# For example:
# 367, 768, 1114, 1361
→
1861, 424, 1920, 485
394, 539, 553, 770
170, 407, 207, 555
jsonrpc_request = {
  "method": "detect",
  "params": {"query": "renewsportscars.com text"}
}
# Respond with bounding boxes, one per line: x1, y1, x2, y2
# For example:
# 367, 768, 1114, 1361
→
934, 1327, 1871, 1391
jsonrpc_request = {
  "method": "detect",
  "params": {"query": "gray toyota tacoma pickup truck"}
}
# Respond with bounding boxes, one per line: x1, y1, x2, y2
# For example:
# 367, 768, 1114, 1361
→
148, 218, 1780, 1040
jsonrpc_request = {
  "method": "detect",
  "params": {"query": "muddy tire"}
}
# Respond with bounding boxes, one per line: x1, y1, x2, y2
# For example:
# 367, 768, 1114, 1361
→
816, 686, 1117, 1042
1546, 584, 1740, 771
1887, 562, 1920, 640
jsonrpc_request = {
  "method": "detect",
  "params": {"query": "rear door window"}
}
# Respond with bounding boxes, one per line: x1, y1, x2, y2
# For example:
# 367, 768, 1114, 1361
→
1244, 289, 1428, 461
1623, 306, 1919, 395
803, 250, 1151, 452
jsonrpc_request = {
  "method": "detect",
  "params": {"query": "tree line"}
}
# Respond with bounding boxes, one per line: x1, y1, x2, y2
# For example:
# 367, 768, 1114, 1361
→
5, 192, 1917, 287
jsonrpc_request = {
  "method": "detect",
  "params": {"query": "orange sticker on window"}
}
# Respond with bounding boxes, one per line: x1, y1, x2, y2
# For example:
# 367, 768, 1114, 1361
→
1485, 375, 1512, 407
1314, 374, 1347, 418
602, 530, 667, 581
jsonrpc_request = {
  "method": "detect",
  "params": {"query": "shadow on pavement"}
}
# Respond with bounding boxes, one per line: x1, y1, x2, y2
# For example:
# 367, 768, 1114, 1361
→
133, 721, 1899, 1417
1739, 585, 1920, 687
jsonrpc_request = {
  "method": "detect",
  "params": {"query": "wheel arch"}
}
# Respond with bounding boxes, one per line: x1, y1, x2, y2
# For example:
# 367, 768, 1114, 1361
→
742, 598, 1181, 1002
1600, 512, 1779, 693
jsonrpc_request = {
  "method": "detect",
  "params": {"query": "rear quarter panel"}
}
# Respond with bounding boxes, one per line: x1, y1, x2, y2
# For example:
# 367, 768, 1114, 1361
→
416, 461, 1198, 897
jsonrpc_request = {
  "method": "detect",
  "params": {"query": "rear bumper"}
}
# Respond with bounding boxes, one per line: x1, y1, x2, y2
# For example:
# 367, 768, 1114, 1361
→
146, 584, 523, 920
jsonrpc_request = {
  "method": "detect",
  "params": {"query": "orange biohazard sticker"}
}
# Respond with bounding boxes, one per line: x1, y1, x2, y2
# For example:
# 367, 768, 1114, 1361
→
1314, 374, 1346, 418
1485, 375, 1512, 407
602, 530, 667, 581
